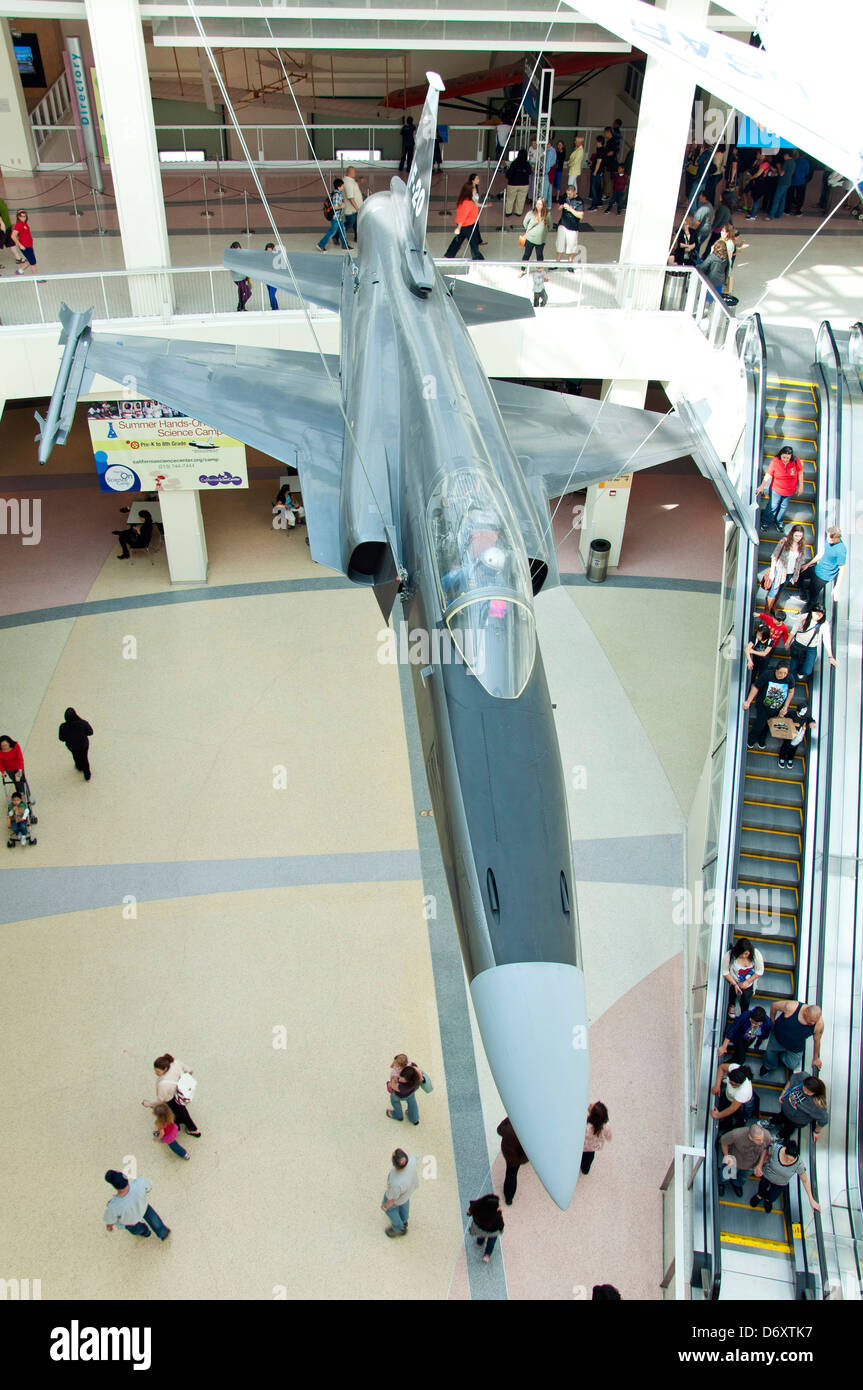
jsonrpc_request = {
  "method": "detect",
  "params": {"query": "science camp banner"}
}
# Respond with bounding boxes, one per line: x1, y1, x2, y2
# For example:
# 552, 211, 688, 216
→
87, 400, 247, 494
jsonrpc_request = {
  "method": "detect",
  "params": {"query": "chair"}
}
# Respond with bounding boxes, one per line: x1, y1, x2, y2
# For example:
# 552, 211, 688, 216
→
128, 527, 163, 566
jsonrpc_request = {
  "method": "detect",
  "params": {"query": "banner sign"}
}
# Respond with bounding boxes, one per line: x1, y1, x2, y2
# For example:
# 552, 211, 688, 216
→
568, 0, 863, 184
89, 67, 109, 164
65, 37, 103, 193
735, 116, 794, 149
87, 400, 248, 493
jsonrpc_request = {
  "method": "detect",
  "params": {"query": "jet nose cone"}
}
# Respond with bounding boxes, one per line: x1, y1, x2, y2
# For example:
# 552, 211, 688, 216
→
470, 962, 589, 1210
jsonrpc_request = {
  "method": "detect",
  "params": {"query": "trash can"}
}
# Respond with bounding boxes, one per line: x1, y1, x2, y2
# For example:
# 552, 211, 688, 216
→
587, 538, 611, 584
661, 269, 688, 312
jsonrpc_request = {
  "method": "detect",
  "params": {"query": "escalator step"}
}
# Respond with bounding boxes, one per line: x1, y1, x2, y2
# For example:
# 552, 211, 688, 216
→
739, 826, 801, 859
741, 801, 802, 833
732, 906, 797, 939
754, 1083, 783, 1114
745, 750, 805, 781
738, 853, 800, 886
759, 965, 795, 995
744, 938, 796, 971
736, 879, 799, 913
728, 931, 796, 969
743, 775, 803, 806
764, 423, 817, 441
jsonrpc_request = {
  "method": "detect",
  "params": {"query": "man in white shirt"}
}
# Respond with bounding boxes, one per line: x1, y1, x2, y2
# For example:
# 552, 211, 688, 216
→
103, 1169, 171, 1240
381, 1148, 419, 1237
342, 166, 363, 245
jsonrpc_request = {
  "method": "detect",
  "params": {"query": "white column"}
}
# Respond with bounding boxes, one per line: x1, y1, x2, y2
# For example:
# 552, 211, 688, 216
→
84, 0, 170, 278
159, 492, 208, 584
578, 381, 647, 571
0, 22, 38, 172
619, 0, 710, 272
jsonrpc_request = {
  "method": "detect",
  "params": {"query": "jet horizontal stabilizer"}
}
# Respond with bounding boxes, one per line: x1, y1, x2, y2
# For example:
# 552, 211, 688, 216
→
222, 249, 343, 313
492, 378, 696, 494
446, 275, 536, 327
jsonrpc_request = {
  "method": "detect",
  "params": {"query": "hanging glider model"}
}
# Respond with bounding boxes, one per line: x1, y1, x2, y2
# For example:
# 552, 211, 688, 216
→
37, 75, 702, 1209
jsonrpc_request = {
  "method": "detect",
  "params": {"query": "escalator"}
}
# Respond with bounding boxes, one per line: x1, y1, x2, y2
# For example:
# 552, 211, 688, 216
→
716, 372, 820, 1282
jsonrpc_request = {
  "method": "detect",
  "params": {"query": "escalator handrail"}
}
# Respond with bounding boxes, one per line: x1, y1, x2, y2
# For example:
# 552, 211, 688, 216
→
790, 320, 845, 1296
811, 320, 863, 1295
694, 310, 767, 1297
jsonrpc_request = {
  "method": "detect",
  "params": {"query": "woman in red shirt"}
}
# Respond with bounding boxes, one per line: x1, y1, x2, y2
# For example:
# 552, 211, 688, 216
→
443, 174, 484, 261
12, 210, 36, 274
758, 444, 803, 532
0, 736, 25, 787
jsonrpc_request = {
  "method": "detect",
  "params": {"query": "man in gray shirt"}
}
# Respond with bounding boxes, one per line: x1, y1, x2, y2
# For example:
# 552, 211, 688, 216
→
718, 1122, 770, 1198
381, 1148, 419, 1237
691, 192, 714, 259
749, 1139, 820, 1216
103, 1170, 171, 1240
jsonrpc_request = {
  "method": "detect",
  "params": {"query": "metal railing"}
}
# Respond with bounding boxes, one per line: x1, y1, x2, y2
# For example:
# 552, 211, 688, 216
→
28, 71, 71, 148
0, 261, 741, 333
30, 121, 637, 172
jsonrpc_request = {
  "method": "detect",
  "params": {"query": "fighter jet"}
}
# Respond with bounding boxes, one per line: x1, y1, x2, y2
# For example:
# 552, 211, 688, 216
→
37, 74, 702, 1209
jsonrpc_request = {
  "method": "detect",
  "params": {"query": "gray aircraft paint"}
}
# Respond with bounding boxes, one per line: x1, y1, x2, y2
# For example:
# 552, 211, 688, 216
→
36, 75, 708, 1209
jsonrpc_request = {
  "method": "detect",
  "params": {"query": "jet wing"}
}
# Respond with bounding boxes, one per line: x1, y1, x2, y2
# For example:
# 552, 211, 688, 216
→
445, 275, 536, 326
38, 307, 346, 573
223, 249, 343, 313
491, 378, 695, 496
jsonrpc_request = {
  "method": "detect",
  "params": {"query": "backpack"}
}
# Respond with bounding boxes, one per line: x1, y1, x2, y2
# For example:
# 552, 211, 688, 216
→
175, 1072, 197, 1107
323, 197, 334, 222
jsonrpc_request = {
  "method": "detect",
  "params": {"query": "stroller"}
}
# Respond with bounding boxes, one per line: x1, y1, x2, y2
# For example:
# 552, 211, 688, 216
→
4, 769, 37, 848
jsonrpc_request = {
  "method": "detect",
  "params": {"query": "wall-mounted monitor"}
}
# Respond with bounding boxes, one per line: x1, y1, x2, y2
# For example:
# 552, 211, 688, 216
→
13, 33, 46, 89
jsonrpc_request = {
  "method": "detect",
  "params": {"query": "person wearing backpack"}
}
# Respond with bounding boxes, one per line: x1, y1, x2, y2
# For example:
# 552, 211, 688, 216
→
317, 179, 348, 252
142, 1052, 201, 1137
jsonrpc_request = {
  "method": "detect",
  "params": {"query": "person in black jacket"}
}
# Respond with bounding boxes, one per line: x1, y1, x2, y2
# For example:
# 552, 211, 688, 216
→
504, 149, 531, 223
112, 509, 154, 559
467, 1192, 504, 1262
399, 116, 415, 172
497, 1116, 530, 1204
59, 707, 94, 780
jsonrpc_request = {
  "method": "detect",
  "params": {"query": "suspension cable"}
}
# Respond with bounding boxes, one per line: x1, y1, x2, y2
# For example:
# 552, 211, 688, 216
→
468, 3, 567, 258
186, 0, 399, 564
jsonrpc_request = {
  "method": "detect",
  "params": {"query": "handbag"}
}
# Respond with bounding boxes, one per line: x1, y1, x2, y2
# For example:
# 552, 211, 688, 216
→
175, 1072, 197, 1106
768, 716, 798, 741
418, 1068, 433, 1094
518, 234, 526, 247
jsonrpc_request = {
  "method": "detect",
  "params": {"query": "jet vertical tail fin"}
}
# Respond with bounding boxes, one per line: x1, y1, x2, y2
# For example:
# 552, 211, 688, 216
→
395, 71, 445, 295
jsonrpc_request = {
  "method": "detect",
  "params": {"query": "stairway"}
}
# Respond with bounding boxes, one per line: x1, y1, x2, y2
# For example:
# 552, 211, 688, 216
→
717, 376, 819, 1260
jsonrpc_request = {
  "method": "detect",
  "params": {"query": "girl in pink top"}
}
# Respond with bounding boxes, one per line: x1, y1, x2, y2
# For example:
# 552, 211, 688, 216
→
581, 1101, 612, 1174
152, 1103, 190, 1160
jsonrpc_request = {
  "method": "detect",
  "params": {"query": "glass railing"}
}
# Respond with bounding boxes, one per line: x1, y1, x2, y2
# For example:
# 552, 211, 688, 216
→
689, 311, 766, 1300
30, 121, 637, 172
0, 261, 742, 332
660, 1148, 706, 1301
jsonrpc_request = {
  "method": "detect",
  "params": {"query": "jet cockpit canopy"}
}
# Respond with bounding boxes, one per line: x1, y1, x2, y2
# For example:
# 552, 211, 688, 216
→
427, 467, 537, 699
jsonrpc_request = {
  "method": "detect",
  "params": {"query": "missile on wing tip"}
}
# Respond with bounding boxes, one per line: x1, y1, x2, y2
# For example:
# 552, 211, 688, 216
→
36, 302, 93, 465
470, 961, 589, 1211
